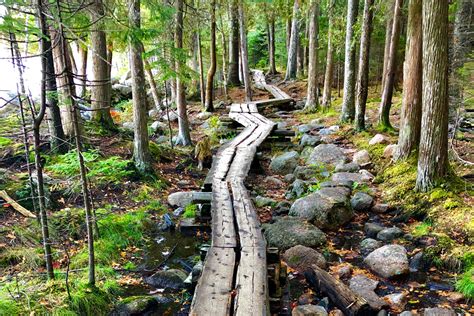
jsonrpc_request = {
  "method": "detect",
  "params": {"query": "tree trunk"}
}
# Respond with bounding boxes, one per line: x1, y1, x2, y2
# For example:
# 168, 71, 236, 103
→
267, 15, 277, 75
197, 32, 205, 107
415, 0, 449, 192
285, 0, 299, 81
219, 12, 228, 99
175, 0, 192, 145
77, 44, 87, 99
304, 0, 319, 113
128, 0, 152, 169
238, 0, 252, 101
143, 57, 161, 110
378, 0, 404, 129
395, 0, 422, 160
354, 0, 375, 131
321, 0, 335, 110
227, 0, 240, 85
340, 0, 359, 122
296, 19, 305, 78
90, 0, 115, 129
204, 0, 217, 112
381, 0, 395, 90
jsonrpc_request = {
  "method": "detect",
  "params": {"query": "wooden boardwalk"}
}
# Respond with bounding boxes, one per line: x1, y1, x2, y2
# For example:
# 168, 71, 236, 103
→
190, 71, 291, 315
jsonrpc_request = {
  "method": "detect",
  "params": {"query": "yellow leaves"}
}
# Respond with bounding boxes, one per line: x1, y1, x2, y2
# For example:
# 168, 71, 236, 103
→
117, 275, 141, 286
120, 251, 127, 258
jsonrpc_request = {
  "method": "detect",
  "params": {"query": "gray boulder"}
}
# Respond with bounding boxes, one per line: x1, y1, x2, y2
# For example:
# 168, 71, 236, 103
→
331, 172, 369, 183
167, 191, 211, 208
349, 275, 387, 310
150, 121, 167, 133
335, 162, 360, 173
364, 223, 384, 238
319, 180, 354, 189
284, 173, 296, 183
350, 192, 374, 211
423, 308, 456, 316
352, 150, 371, 165
282, 245, 327, 273
360, 238, 382, 256
111, 296, 160, 316
364, 244, 409, 278
294, 166, 317, 180
371, 203, 389, 213
145, 269, 188, 290
307, 144, 347, 166
286, 179, 308, 199
255, 196, 276, 207
300, 134, 321, 147
122, 122, 134, 130
377, 227, 403, 241
270, 151, 300, 175
197, 111, 212, 120
369, 134, 390, 145
292, 305, 328, 316
289, 187, 353, 230
263, 217, 326, 250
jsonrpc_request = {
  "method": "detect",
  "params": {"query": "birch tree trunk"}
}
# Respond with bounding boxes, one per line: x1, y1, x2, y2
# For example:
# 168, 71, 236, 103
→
415, 0, 449, 192
354, 0, 374, 131
340, 0, 359, 122
227, 0, 240, 85
285, 0, 299, 81
304, 0, 319, 112
395, 0, 422, 161
175, 0, 192, 145
128, 0, 152, 170
90, 0, 115, 129
238, 0, 252, 101
204, 0, 217, 112
378, 0, 403, 129
321, 0, 335, 110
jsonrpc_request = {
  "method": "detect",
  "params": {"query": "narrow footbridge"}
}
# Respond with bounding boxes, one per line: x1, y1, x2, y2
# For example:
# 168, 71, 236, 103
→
190, 71, 292, 315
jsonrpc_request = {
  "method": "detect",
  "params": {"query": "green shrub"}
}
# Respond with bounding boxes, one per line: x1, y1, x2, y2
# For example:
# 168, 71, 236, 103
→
183, 204, 197, 218
456, 268, 474, 298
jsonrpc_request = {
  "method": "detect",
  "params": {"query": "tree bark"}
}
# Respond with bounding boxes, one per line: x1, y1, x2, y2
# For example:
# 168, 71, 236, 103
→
90, 0, 115, 129
238, 0, 252, 101
227, 0, 240, 85
204, 0, 217, 112
395, 0, 422, 160
340, 0, 359, 122
285, 0, 299, 81
304, 0, 319, 112
415, 0, 449, 192
197, 32, 205, 107
381, 0, 395, 90
321, 0, 335, 110
77, 44, 87, 99
175, 0, 192, 145
354, 0, 375, 131
267, 14, 277, 75
378, 0, 403, 129
143, 57, 161, 110
297, 18, 305, 78
128, 0, 152, 169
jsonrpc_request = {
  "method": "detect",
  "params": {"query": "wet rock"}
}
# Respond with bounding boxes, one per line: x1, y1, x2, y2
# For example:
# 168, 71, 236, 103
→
319, 180, 354, 189
197, 111, 212, 120
270, 151, 300, 175
111, 296, 159, 316
384, 292, 407, 311
145, 269, 188, 290
377, 227, 403, 241
335, 162, 360, 173
349, 275, 387, 310
360, 238, 382, 256
336, 265, 352, 279
351, 192, 374, 211
283, 245, 327, 273
383, 144, 398, 158
423, 308, 456, 316
292, 305, 328, 316
264, 176, 284, 188
353, 150, 371, 165
369, 134, 390, 145
364, 223, 384, 238
255, 196, 276, 208
286, 179, 308, 199
300, 134, 322, 147
307, 144, 347, 166
371, 203, 389, 214
263, 217, 327, 250
285, 173, 296, 183
364, 244, 409, 278
331, 172, 368, 183
289, 187, 353, 230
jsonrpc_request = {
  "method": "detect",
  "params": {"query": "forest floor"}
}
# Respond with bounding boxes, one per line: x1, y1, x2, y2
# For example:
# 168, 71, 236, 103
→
0, 73, 473, 315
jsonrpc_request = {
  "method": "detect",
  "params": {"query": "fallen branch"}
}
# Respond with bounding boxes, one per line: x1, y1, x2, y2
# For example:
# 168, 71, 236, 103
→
0, 190, 36, 218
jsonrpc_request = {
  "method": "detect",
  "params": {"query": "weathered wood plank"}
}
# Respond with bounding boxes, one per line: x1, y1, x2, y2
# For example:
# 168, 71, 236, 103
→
211, 180, 236, 248
190, 247, 236, 315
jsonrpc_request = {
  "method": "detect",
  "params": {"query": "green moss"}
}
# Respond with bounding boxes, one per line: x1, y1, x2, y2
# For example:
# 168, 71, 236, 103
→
184, 204, 197, 218
69, 284, 112, 316
411, 221, 432, 237
0, 298, 20, 315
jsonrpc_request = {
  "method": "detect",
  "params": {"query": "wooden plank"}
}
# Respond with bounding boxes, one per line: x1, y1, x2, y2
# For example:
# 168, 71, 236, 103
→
233, 246, 269, 316
211, 180, 236, 248
0, 190, 36, 218
190, 247, 236, 316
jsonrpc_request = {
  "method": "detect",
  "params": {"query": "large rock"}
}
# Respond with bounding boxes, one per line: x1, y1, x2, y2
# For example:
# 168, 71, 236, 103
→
270, 151, 300, 175
352, 150, 371, 165
350, 192, 374, 211
150, 121, 167, 133
145, 269, 188, 290
377, 227, 403, 241
306, 144, 347, 166
384, 292, 407, 311
319, 180, 353, 189
360, 238, 382, 256
282, 245, 327, 272
111, 296, 160, 316
112, 83, 132, 97
167, 191, 211, 208
383, 144, 398, 158
335, 162, 360, 173
364, 223, 384, 238
369, 134, 390, 145
349, 275, 387, 310
331, 172, 370, 183
294, 166, 317, 180
289, 187, 353, 230
292, 305, 328, 316
255, 196, 276, 207
300, 134, 322, 147
364, 245, 409, 278
286, 179, 308, 199
197, 111, 212, 120
423, 308, 456, 316
263, 217, 326, 250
